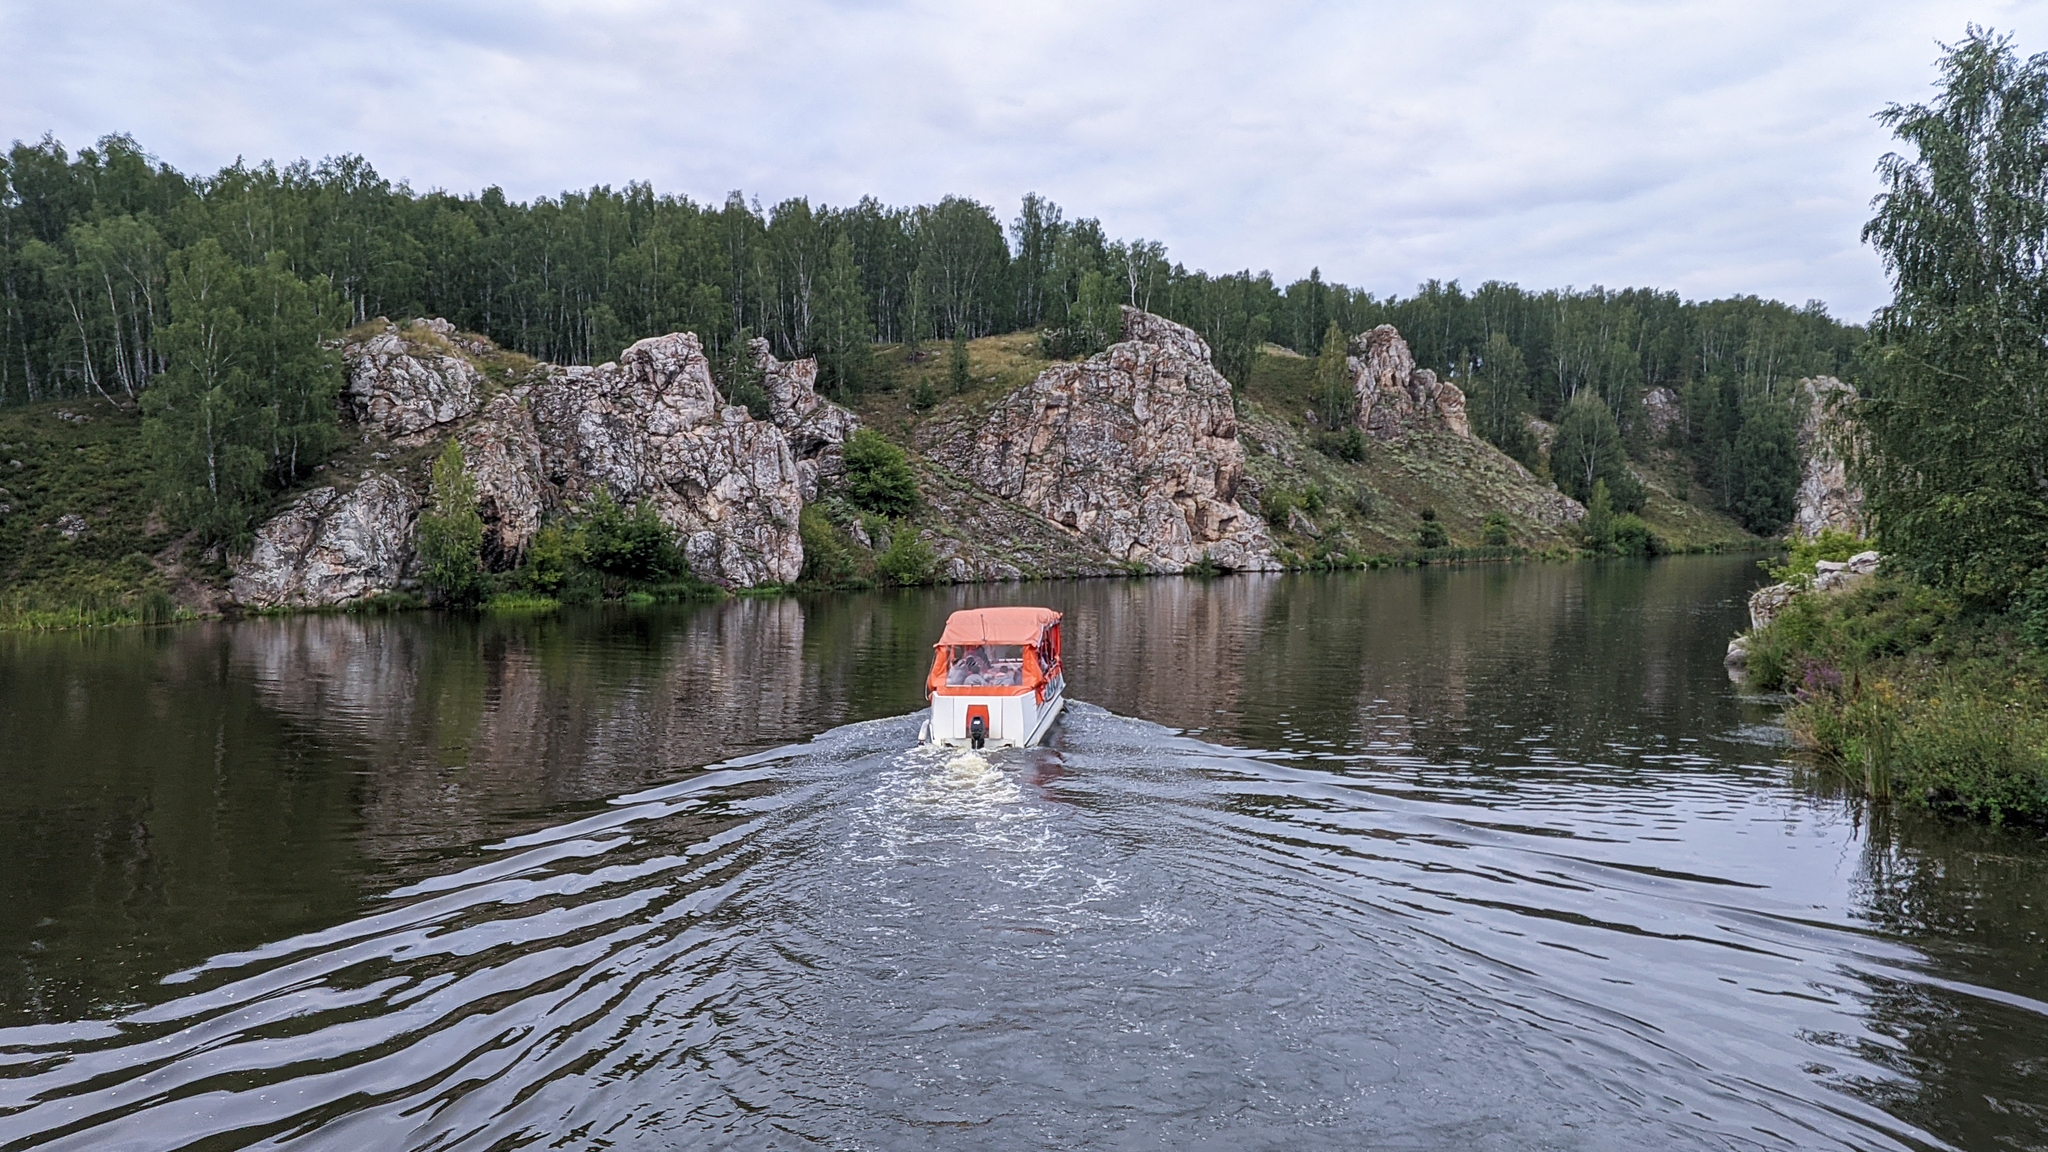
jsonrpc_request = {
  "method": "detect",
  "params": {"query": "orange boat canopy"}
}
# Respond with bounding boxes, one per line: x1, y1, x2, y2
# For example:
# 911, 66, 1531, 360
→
934, 607, 1062, 647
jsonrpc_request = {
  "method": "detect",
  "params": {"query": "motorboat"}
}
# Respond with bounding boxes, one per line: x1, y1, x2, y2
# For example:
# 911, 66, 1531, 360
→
918, 607, 1066, 749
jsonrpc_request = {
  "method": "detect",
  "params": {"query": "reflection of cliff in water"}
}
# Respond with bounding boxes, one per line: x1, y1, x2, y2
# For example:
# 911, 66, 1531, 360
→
232, 600, 821, 869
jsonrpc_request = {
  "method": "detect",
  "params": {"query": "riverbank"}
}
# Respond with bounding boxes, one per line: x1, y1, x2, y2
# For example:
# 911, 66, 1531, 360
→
1739, 559, 2048, 826
0, 316, 1757, 630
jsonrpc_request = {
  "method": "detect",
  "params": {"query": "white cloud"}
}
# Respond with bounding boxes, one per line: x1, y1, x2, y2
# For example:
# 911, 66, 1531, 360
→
4, 0, 2043, 316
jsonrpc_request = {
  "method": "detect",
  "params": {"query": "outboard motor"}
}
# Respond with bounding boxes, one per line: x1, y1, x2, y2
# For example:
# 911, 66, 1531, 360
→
968, 714, 987, 750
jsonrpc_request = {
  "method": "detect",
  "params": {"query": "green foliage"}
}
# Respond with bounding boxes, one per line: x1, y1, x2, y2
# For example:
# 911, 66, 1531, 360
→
1313, 427, 1366, 462
1726, 401, 1799, 535
798, 504, 858, 586
949, 329, 971, 393
876, 522, 937, 585
1764, 529, 1872, 583
1312, 320, 1354, 430
1483, 512, 1511, 547
715, 327, 770, 417
841, 428, 919, 516
140, 239, 344, 543
578, 489, 686, 583
416, 440, 487, 606
908, 380, 938, 411
1579, 479, 1665, 555
813, 234, 874, 399
1858, 30, 2048, 609
1043, 270, 1124, 358
1747, 576, 2048, 824
1416, 507, 1449, 549
518, 523, 583, 595
1468, 332, 1540, 467
1551, 392, 1645, 513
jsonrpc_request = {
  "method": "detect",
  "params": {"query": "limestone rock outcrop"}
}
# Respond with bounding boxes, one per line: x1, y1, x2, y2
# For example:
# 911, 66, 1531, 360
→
1349, 326, 1471, 440
230, 474, 422, 608
751, 339, 859, 501
523, 332, 804, 586
343, 319, 488, 440
919, 307, 1277, 573
1793, 376, 1863, 540
1642, 387, 1682, 441
234, 328, 807, 605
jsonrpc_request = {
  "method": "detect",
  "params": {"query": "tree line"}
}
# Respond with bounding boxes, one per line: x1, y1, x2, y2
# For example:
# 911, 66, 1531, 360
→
1, 131, 1864, 537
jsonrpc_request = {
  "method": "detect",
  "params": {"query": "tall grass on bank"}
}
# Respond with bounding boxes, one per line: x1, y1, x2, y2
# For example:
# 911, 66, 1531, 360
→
1745, 577, 2048, 825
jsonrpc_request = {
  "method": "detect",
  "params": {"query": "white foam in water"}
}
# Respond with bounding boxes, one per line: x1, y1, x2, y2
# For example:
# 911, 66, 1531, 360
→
906, 749, 1023, 811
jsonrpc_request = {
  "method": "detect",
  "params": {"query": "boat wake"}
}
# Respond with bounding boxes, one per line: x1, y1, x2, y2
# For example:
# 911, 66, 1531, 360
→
0, 702, 2005, 1151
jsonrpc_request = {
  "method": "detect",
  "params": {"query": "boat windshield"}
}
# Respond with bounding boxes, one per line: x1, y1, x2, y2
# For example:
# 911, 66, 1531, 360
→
945, 644, 1025, 687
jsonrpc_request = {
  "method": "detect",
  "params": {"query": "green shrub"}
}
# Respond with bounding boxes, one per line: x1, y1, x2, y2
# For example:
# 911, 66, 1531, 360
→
1747, 575, 2048, 825
843, 429, 919, 517
877, 523, 938, 585
519, 523, 584, 594
1416, 508, 1448, 549
908, 380, 938, 411
579, 491, 686, 583
1261, 489, 1298, 528
1482, 512, 1511, 547
1764, 529, 1872, 584
799, 505, 859, 586
1313, 427, 1366, 462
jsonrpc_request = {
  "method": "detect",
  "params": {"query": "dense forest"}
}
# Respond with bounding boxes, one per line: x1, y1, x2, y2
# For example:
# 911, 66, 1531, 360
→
0, 132, 1861, 537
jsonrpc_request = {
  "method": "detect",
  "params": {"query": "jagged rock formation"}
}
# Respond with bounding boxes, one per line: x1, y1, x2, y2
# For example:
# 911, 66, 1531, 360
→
918, 307, 1277, 573
1350, 326, 1471, 440
751, 338, 859, 501
524, 333, 804, 586
1793, 376, 1863, 540
230, 474, 421, 607
1642, 387, 1682, 440
344, 318, 487, 441
233, 327, 806, 606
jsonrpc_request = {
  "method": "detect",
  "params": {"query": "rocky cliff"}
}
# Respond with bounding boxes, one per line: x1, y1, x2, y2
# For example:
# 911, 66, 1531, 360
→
1792, 376, 1863, 540
232, 322, 817, 607
1350, 325, 1471, 440
918, 308, 1277, 573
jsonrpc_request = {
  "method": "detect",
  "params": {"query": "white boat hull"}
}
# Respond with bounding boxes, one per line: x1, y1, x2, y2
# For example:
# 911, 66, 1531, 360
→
924, 688, 1065, 749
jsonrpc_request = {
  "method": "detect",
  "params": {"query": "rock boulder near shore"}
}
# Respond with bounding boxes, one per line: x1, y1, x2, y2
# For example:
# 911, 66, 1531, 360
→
920, 307, 1278, 573
1726, 550, 1882, 677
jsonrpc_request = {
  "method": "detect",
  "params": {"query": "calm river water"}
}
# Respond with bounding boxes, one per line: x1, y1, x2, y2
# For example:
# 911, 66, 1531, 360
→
2, 556, 2045, 1150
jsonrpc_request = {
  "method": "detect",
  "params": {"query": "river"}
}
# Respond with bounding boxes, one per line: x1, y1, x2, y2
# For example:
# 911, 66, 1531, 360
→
1, 556, 2043, 1150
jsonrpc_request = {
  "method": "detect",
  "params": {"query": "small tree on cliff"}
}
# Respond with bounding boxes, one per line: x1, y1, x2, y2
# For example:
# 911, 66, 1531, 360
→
1312, 321, 1354, 429
417, 440, 487, 606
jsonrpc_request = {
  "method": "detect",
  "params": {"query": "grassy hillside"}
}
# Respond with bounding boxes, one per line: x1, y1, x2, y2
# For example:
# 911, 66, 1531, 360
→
843, 334, 1753, 569
0, 400, 194, 627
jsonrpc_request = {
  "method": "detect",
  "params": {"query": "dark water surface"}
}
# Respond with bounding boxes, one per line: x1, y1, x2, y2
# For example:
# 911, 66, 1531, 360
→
2, 557, 2045, 1150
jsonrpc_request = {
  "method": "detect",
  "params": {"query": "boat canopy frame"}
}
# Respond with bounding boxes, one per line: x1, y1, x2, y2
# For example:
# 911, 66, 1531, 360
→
926, 608, 1063, 699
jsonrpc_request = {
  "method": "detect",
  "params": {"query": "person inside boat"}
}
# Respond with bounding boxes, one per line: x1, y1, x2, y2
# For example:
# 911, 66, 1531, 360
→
947, 644, 1023, 686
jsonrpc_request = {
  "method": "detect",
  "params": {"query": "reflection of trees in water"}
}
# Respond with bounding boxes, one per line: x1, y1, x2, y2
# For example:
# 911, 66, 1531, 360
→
1810, 794, 2048, 1149
0, 626, 364, 1024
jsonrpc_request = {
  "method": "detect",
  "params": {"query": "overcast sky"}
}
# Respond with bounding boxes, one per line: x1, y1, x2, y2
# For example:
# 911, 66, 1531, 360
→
4, 0, 2043, 318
